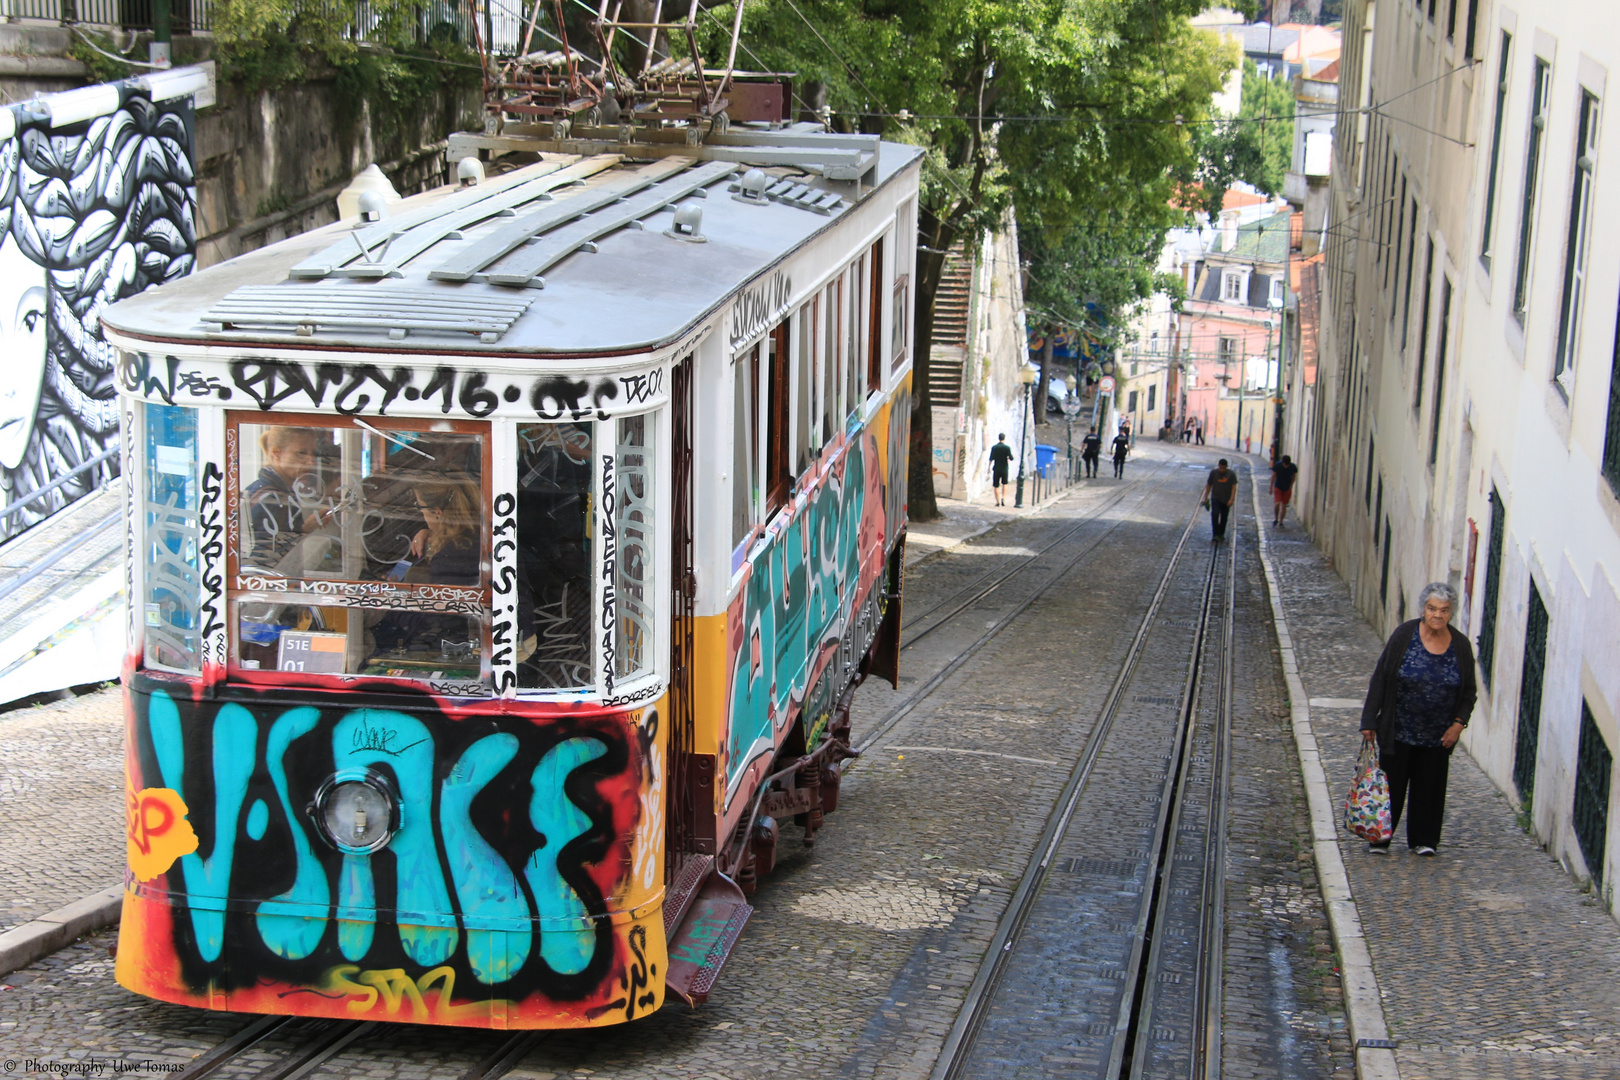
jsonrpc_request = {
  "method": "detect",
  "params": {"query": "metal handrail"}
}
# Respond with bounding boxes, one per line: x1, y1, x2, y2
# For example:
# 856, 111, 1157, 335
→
0, 447, 120, 524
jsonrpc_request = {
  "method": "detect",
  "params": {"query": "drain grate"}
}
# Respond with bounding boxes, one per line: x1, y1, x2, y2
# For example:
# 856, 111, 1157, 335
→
1059, 857, 1139, 876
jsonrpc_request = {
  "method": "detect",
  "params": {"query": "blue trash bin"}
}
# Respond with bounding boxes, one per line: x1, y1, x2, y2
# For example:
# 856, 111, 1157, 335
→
1035, 444, 1058, 477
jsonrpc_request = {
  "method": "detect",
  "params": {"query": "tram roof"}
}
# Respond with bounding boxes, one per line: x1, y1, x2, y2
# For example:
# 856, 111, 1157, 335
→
104, 131, 924, 358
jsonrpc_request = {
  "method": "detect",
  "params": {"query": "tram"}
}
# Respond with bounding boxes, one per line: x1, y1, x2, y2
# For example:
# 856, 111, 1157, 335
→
105, 119, 920, 1027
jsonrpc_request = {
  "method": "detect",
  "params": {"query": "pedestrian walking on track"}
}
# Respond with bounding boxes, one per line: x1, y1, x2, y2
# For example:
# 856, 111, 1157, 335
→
1201, 458, 1237, 541
1081, 427, 1102, 477
990, 434, 1013, 506
1270, 454, 1299, 527
1359, 582, 1477, 855
1110, 429, 1130, 478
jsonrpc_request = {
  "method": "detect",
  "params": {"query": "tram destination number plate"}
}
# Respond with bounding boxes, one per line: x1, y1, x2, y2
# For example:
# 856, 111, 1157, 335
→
278, 631, 347, 673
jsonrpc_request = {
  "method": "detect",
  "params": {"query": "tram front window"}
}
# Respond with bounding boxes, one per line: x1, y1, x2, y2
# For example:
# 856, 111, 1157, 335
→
229, 418, 489, 688
515, 421, 593, 690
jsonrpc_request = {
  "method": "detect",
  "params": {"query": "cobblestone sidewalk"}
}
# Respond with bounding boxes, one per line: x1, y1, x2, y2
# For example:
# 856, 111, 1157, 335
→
1260, 521, 1620, 1080
0, 686, 124, 935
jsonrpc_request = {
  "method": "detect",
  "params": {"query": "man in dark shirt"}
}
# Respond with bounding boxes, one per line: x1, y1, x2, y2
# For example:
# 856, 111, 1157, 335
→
1110, 429, 1130, 478
1270, 454, 1300, 526
1202, 458, 1238, 541
1080, 427, 1102, 477
989, 434, 1013, 506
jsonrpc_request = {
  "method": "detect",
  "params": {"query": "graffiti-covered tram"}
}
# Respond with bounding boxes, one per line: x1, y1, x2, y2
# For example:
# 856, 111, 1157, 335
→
105, 130, 919, 1028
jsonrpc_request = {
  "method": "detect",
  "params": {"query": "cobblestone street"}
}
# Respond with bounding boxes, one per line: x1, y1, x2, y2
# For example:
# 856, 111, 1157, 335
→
9, 442, 1593, 1080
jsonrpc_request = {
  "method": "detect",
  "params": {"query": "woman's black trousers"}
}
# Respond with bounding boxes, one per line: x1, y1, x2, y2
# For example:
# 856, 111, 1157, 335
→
1380, 739, 1454, 848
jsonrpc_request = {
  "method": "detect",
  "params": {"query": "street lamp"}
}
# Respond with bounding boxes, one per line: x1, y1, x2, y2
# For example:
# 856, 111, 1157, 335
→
1016, 360, 1038, 508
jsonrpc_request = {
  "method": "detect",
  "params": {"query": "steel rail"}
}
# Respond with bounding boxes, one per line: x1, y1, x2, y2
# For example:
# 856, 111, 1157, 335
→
179, 1014, 543, 1080
928, 497, 1205, 1080
852, 462, 1189, 761
899, 459, 1182, 649
1119, 526, 1235, 1079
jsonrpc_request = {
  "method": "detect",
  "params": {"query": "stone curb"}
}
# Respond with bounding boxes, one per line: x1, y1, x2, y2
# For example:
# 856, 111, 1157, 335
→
1249, 487, 1400, 1080
0, 885, 122, 979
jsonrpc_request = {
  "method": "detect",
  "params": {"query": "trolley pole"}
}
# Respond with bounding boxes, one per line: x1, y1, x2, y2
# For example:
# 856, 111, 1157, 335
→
1015, 382, 1031, 508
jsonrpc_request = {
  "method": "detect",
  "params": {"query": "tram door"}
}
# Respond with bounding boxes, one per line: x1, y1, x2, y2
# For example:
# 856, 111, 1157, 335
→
666, 354, 708, 890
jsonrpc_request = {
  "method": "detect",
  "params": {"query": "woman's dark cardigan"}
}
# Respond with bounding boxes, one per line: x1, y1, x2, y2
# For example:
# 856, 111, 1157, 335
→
1359, 619, 1479, 754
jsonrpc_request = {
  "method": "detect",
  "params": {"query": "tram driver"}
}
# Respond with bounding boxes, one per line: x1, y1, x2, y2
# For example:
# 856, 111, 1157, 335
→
243, 426, 330, 572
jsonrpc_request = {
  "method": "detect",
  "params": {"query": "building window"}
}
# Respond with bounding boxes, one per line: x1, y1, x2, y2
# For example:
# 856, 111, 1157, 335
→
1269, 277, 1284, 306
1221, 270, 1245, 302
1512, 59, 1552, 322
1128, 389, 1139, 413
1554, 92, 1601, 389
1401, 200, 1419, 349
1365, 435, 1375, 509
1379, 519, 1392, 606
1446, 0, 1458, 40
1574, 702, 1612, 885
1480, 31, 1512, 268
1514, 581, 1550, 800
1604, 286, 1620, 498
1465, 0, 1480, 59
1478, 486, 1506, 688
1430, 278, 1452, 466
1219, 336, 1238, 363
1147, 384, 1157, 412
1387, 175, 1406, 294
1415, 240, 1435, 411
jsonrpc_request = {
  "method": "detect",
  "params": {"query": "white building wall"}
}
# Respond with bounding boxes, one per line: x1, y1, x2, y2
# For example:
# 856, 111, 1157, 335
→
1306, 0, 1620, 914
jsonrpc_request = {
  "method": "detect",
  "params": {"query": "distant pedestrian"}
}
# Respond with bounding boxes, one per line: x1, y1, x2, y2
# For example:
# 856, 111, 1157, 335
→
1111, 430, 1130, 478
1201, 458, 1237, 541
1195, 420, 1205, 446
1270, 454, 1299, 526
1081, 428, 1102, 477
1360, 583, 1477, 856
1182, 418, 1194, 443
989, 434, 1013, 506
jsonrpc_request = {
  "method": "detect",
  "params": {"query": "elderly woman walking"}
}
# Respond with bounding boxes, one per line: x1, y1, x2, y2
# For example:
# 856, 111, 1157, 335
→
1359, 582, 1478, 854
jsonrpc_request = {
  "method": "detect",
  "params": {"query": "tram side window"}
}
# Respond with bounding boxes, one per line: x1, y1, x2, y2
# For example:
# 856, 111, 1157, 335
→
732, 345, 758, 552
795, 302, 815, 473
867, 237, 885, 392
615, 415, 654, 680
892, 274, 909, 371
230, 418, 488, 688
516, 421, 594, 690
143, 403, 201, 673
822, 279, 840, 443
845, 260, 862, 419
765, 321, 791, 512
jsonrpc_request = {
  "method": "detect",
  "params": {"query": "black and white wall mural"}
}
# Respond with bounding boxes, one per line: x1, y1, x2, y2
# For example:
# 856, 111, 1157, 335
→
0, 86, 197, 543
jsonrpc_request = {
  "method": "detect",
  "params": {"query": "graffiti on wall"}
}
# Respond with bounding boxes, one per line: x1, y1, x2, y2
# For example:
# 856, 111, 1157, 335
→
0, 90, 196, 541
118, 678, 666, 1027
722, 391, 908, 810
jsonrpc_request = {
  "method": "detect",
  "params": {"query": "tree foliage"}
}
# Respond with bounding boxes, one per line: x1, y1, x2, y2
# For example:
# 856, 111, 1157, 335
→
699, 1, 1238, 517
1237, 58, 1294, 195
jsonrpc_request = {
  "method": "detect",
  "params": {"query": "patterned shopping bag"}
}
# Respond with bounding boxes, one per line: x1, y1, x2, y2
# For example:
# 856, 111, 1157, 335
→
1343, 741, 1394, 843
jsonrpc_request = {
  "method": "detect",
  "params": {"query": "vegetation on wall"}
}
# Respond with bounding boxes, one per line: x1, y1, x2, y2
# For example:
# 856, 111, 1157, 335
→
212, 0, 481, 144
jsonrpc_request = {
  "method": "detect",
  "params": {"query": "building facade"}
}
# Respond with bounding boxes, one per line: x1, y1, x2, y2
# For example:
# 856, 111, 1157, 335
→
1292, 0, 1620, 912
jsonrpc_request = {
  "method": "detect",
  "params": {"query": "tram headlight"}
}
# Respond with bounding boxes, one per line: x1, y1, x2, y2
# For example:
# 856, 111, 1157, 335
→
310, 771, 398, 854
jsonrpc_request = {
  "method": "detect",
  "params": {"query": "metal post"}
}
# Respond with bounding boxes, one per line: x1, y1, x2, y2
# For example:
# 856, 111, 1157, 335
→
1015, 383, 1031, 508
151, 0, 172, 65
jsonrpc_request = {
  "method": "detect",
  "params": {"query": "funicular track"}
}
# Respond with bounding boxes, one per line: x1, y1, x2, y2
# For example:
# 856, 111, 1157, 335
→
174, 1013, 541, 1080
926, 491, 1241, 1080
856, 458, 1187, 759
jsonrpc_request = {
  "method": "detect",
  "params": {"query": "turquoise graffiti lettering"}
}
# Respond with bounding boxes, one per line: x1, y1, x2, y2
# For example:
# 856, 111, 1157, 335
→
440, 733, 531, 984
526, 736, 607, 975
255, 706, 328, 960
332, 710, 457, 967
